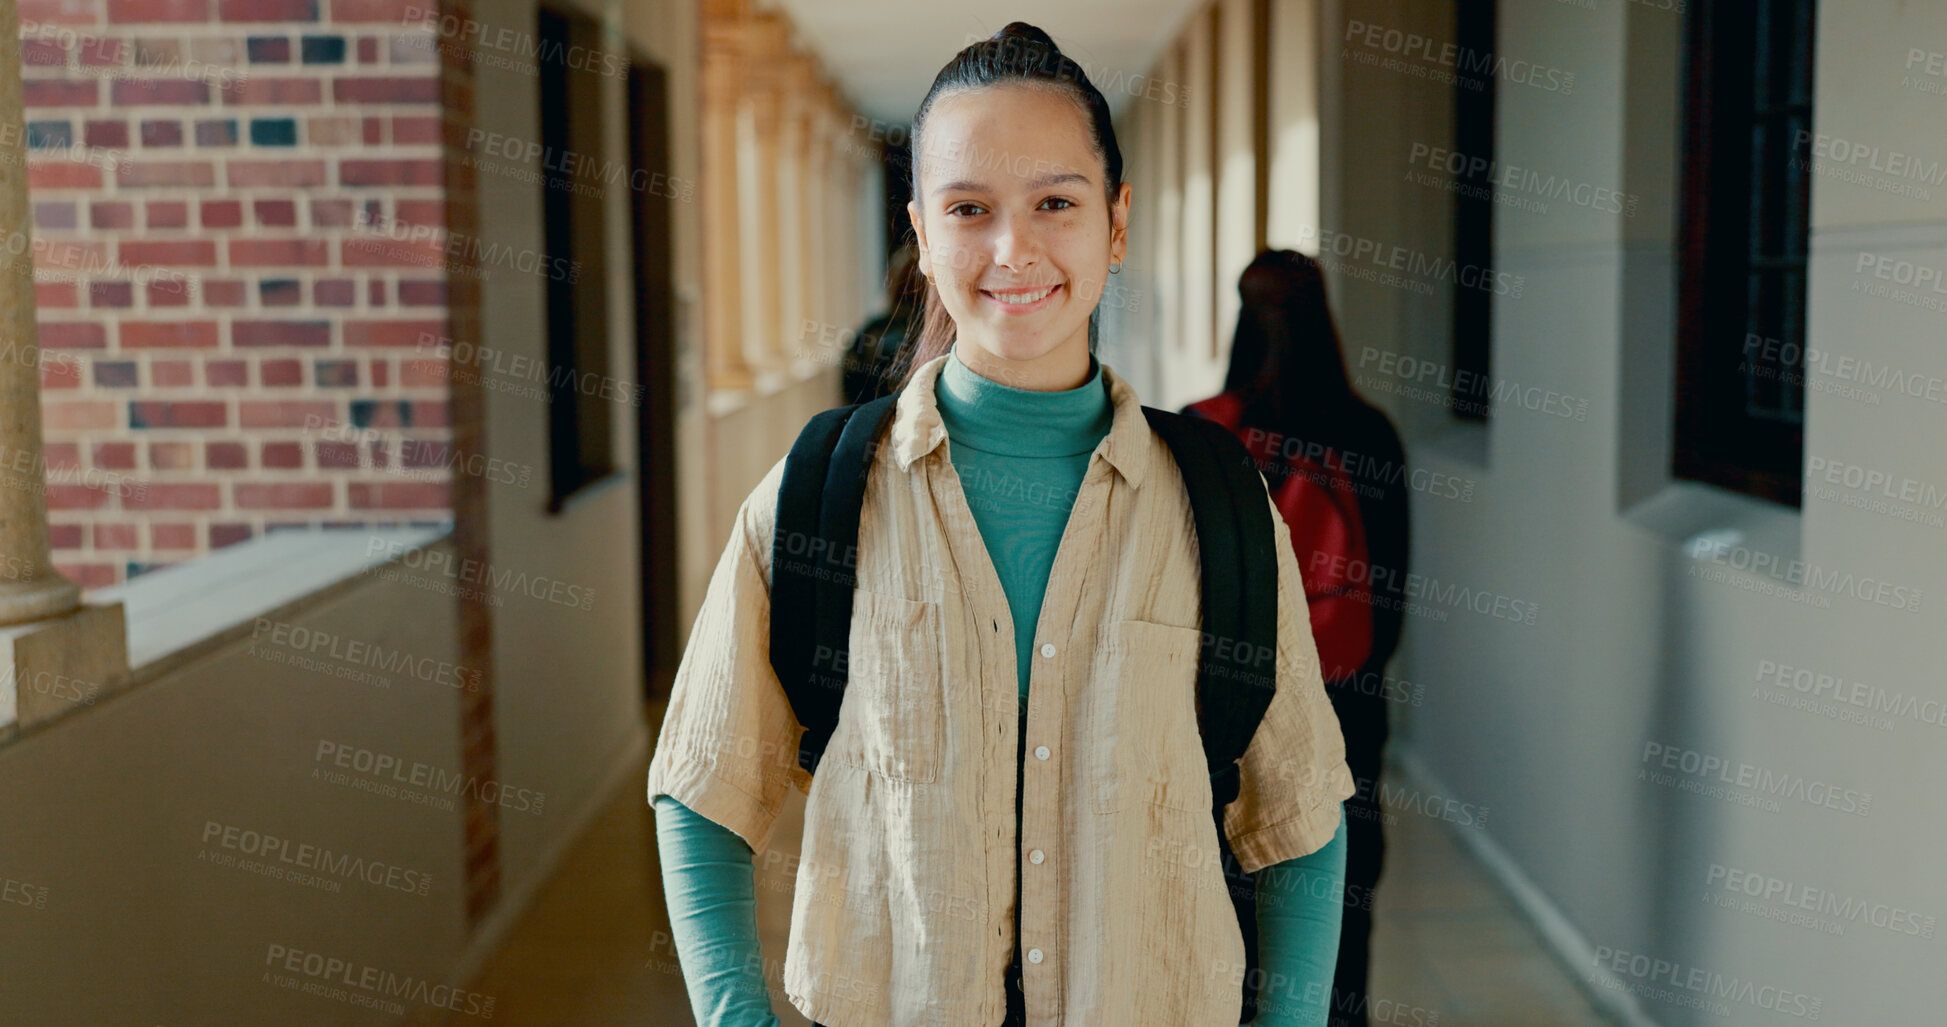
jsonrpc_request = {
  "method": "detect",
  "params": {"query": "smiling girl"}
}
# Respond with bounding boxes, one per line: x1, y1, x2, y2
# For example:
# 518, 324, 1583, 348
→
650, 22, 1355, 1027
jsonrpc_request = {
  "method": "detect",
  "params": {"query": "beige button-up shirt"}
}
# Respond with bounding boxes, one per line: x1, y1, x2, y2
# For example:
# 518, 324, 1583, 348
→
646, 352, 1356, 1026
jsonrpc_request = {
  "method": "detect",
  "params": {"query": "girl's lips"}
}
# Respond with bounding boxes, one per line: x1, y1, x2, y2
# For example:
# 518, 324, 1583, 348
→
979, 282, 1062, 314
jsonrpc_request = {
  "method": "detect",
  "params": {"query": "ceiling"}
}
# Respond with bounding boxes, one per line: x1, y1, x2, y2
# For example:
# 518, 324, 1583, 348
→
764, 0, 1206, 126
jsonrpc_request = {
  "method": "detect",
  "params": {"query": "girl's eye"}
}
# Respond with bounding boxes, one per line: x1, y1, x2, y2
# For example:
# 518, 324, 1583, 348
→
945, 198, 1075, 217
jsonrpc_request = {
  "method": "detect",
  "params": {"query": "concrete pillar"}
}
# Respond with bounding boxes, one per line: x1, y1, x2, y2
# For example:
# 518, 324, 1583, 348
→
0, 0, 130, 735
806, 98, 833, 358
0, 0, 79, 629
738, 13, 789, 378
701, 0, 754, 391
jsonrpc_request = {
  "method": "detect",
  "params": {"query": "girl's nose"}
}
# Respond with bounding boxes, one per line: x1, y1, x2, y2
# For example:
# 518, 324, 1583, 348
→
990, 210, 1043, 271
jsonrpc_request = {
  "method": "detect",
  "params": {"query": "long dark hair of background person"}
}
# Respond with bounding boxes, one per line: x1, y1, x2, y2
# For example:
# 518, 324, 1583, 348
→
1221, 247, 1410, 1027
842, 242, 927, 403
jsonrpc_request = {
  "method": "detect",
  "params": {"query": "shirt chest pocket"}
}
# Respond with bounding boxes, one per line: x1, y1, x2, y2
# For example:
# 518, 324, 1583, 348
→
1088, 619, 1212, 815
827, 588, 947, 785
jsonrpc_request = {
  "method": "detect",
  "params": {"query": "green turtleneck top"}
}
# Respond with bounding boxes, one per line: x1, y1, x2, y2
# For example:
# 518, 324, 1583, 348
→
934, 343, 1116, 707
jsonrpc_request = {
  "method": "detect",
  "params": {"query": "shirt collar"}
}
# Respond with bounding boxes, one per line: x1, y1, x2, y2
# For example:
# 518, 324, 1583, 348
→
890, 350, 1154, 490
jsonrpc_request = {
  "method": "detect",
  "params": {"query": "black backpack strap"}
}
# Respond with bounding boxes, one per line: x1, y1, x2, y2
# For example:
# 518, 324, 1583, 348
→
1145, 405, 1281, 1024
1140, 407, 1280, 811
771, 406, 854, 773
769, 392, 902, 778
1200, 414, 1280, 791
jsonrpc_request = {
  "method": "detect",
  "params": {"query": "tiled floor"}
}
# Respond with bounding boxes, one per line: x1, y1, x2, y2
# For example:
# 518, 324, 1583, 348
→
439, 706, 1619, 1026
1364, 809, 1619, 1026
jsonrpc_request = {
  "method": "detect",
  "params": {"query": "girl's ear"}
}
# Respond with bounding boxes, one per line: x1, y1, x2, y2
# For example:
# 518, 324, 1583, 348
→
1110, 181, 1132, 267
907, 200, 930, 276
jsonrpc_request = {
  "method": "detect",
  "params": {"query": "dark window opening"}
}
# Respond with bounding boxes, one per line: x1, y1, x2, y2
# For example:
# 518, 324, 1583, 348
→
539, 5, 615, 511
1673, 0, 1815, 506
1450, 0, 1496, 421
629, 54, 681, 697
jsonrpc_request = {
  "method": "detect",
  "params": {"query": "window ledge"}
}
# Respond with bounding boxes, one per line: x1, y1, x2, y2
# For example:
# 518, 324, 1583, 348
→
704, 358, 833, 418
1620, 479, 1802, 567
705, 386, 753, 417
93, 525, 453, 682
548, 469, 628, 515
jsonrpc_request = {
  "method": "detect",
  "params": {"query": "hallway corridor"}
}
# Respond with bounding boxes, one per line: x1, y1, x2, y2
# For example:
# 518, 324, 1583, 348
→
4, 0, 1939, 1020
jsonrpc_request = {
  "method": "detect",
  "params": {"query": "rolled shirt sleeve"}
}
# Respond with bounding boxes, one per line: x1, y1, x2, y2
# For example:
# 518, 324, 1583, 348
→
646, 456, 809, 856
1222, 489, 1359, 874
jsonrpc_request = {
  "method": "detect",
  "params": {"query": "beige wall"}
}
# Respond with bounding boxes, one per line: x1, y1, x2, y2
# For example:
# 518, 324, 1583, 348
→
0, 556, 469, 1024
1316, 0, 1458, 445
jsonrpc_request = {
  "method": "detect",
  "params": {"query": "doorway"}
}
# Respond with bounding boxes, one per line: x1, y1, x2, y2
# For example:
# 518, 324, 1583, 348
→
628, 54, 680, 701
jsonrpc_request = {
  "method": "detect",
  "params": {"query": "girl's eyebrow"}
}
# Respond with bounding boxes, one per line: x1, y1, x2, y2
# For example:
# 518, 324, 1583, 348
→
931, 171, 1092, 196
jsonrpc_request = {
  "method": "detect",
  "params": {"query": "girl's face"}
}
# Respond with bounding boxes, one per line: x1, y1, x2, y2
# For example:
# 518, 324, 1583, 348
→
908, 83, 1131, 389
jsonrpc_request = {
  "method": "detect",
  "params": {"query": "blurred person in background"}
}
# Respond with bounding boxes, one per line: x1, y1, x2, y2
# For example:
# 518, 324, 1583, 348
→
841, 241, 926, 403
1185, 248, 1411, 1027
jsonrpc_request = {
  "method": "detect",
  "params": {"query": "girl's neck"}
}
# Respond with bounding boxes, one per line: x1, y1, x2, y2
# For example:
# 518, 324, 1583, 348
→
952, 336, 1094, 392
935, 344, 1111, 458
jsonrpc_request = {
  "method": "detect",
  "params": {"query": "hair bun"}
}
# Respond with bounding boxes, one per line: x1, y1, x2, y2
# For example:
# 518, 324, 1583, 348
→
990, 21, 1060, 52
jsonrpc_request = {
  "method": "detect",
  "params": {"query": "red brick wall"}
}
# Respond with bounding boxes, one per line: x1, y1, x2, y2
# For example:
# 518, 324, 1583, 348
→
16, 0, 452, 588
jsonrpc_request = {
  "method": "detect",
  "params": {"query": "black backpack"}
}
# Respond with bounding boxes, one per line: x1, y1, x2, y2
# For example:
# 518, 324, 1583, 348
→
768, 387, 1283, 1021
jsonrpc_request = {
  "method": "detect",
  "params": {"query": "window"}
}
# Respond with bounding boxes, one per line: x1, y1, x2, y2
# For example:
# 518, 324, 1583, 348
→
1673, 0, 1816, 506
538, 5, 615, 510
1449, 0, 1496, 422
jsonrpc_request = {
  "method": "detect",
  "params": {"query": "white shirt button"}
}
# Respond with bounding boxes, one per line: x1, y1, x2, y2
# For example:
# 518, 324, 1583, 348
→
1027, 947, 1044, 964
1029, 849, 1045, 864
1034, 745, 1050, 761
1039, 642, 1056, 658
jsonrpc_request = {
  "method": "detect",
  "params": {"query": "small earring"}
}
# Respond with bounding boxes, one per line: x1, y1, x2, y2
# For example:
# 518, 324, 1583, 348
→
1108, 262, 1122, 275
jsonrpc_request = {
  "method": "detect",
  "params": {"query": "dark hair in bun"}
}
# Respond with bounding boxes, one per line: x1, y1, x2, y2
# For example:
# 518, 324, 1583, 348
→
991, 21, 1060, 49
892, 21, 1125, 389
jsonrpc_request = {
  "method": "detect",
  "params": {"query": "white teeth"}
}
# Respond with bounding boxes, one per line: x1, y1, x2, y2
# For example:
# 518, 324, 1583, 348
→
990, 285, 1055, 305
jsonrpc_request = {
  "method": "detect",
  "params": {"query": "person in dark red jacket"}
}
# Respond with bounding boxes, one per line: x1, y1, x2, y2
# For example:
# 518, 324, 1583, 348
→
1185, 248, 1410, 1027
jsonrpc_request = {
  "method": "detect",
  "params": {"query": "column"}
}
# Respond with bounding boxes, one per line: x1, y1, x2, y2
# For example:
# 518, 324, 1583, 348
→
701, 0, 754, 391
1180, 11, 1217, 364
0, 0, 76, 628
1214, 0, 1260, 355
805, 97, 832, 356
793, 61, 829, 372
1264, 0, 1321, 253
772, 53, 809, 370
1156, 40, 1186, 364
0, 0, 128, 733
737, 13, 789, 380
822, 87, 850, 346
